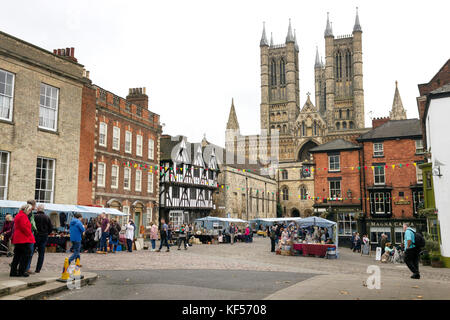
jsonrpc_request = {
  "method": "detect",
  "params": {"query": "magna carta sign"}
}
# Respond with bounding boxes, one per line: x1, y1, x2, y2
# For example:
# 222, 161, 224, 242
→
394, 200, 411, 205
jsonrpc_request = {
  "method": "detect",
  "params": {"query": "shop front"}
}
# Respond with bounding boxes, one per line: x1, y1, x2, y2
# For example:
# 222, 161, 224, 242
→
365, 218, 427, 251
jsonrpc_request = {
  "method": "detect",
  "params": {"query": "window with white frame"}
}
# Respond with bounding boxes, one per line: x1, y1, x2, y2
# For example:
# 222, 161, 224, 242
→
338, 212, 357, 236
136, 135, 143, 157
374, 166, 385, 185
39, 83, 59, 131
415, 139, 424, 154
413, 190, 424, 215
147, 208, 153, 225
35, 157, 55, 203
135, 170, 142, 191
416, 163, 423, 184
147, 172, 153, 193
370, 192, 391, 215
0, 69, 15, 121
124, 167, 131, 190
0, 151, 10, 200
148, 139, 154, 160
122, 206, 130, 227
113, 127, 120, 150
329, 180, 341, 198
373, 143, 384, 157
99, 122, 107, 147
97, 162, 106, 187
125, 131, 132, 154
328, 154, 340, 172
111, 165, 119, 189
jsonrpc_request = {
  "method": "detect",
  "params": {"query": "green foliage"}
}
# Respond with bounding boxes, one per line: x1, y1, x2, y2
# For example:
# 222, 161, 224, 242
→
423, 232, 441, 254
276, 203, 283, 218
417, 208, 436, 218
430, 253, 441, 262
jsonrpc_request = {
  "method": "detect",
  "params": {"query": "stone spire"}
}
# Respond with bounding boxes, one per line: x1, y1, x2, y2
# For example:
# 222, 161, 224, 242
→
260, 22, 268, 47
389, 81, 407, 120
315, 46, 321, 68
294, 29, 299, 51
270, 32, 273, 47
286, 18, 295, 43
353, 7, 362, 33
324, 12, 333, 37
226, 98, 240, 129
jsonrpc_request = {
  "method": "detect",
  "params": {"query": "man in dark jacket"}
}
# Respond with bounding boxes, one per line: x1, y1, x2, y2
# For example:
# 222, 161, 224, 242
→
33, 205, 53, 273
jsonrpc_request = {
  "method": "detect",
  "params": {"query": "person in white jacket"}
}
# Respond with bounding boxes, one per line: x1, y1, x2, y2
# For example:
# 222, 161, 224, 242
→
125, 220, 135, 252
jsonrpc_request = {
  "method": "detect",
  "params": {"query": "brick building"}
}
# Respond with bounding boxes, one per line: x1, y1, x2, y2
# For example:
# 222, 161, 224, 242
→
0, 31, 88, 204
357, 119, 426, 248
310, 139, 363, 246
91, 86, 162, 236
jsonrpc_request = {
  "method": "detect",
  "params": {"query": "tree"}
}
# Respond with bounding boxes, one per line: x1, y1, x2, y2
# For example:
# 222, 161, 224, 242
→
276, 202, 283, 217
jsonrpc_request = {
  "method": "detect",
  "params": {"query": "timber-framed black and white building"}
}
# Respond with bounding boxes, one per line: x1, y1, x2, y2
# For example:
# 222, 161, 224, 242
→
159, 135, 219, 228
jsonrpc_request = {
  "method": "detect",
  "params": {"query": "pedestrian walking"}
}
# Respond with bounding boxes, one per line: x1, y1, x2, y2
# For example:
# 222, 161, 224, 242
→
0, 214, 14, 256
229, 223, 236, 245
98, 213, 110, 253
109, 219, 120, 253
25, 199, 37, 275
186, 223, 193, 247
353, 232, 361, 253
350, 232, 355, 251
380, 233, 388, 255
403, 223, 420, 279
68, 213, 85, 265
125, 220, 135, 252
82, 220, 97, 253
361, 234, 370, 256
94, 220, 102, 252
244, 225, 250, 243
269, 225, 277, 252
33, 204, 53, 273
177, 224, 188, 250
168, 222, 173, 245
10, 204, 35, 277
149, 222, 158, 251
156, 219, 170, 252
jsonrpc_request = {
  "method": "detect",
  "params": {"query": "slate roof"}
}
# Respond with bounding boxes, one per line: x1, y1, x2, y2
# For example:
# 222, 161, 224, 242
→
309, 138, 361, 153
357, 119, 422, 141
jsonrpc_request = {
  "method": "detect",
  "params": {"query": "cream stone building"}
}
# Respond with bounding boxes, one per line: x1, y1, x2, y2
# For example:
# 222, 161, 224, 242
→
225, 11, 370, 217
0, 31, 87, 203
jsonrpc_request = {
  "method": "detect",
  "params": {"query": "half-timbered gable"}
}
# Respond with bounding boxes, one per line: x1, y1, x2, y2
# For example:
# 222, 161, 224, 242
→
159, 135, 219, 228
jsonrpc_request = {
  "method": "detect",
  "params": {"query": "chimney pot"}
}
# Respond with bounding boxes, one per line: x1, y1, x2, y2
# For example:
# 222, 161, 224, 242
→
66, 48, 70, 56
143, 87, 146, 94
86, 71, 90, 79
57, 49, 61, 55
71, 47, 75, 57
53, 49, 57, 54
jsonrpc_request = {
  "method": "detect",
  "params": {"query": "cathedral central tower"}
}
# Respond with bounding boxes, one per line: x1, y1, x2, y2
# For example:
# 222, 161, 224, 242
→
260, 20, 300, 136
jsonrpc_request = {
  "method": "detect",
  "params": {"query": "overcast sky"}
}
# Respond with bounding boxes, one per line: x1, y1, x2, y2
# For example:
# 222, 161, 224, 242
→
1, 0, 449, 146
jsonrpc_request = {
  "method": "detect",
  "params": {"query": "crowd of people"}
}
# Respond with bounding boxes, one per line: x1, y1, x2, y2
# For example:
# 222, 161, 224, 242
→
266, 222, 333, 252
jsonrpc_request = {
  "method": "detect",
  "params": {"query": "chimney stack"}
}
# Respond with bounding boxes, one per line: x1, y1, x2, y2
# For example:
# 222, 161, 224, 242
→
126, 87, 149, 109
53, 47, 78, 62
372, 117, 390, 129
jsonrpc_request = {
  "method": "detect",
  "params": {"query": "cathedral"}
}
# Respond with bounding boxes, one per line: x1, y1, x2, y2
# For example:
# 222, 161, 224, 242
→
225, 10, 407, 217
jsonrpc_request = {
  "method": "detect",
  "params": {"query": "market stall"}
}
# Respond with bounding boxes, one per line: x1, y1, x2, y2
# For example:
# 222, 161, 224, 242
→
0, 200, 128, 251
193, 216, 248, 244
293, 216, 338, 258
250, 217, 304, 231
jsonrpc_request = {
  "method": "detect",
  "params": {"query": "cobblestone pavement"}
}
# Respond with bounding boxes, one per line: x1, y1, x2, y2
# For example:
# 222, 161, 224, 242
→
1, 237, 450, 283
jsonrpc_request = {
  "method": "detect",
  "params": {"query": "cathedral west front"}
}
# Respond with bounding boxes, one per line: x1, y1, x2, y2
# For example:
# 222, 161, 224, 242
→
225, 10, 372, 217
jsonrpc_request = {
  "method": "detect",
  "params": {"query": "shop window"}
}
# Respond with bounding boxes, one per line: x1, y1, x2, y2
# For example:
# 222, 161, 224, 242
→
370, 227, 391, 244
394, 227, 404, 245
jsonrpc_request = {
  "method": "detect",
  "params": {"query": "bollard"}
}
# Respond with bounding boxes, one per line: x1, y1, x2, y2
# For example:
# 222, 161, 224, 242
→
57, 258, 71, 282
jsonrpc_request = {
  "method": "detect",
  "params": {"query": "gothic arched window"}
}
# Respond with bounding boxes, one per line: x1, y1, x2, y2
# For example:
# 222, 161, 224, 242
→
282, 170, 288, 180
282, 186, 289, 201
270, 60, 277, 86
336, 122, 340, 130
300, 186, 307, 200
346, 109, 350, 119
345, 50, 352, 78
282, 124, 287, 134
280, 58, 286, 85
343, 122, 347, 129
349, 121, 354, 129
335, 51, 342, 81
301, 121, 306, 136
339, 109, 342, 119
313, 121, 317, 136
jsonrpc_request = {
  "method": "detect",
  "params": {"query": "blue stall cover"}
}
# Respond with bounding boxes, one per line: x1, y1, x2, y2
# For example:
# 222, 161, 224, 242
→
296, 216, 335, 228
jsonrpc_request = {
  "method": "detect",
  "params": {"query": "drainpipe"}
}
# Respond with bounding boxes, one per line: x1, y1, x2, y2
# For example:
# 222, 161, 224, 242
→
246, 175, 249, 221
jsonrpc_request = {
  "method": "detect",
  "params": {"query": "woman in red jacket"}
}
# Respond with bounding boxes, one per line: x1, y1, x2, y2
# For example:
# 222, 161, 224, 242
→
10, 204, 35, 277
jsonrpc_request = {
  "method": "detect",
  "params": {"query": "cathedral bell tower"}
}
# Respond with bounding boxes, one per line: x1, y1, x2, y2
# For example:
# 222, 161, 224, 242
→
260, 20, 300, 136
315, 9, 365, 131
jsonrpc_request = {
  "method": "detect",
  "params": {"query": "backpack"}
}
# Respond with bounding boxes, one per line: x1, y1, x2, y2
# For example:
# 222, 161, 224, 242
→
413, 230, 425, 249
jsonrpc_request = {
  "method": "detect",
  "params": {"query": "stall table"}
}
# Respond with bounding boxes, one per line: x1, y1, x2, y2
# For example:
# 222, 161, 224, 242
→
47, 236, 70, 252
293, 243, 336, 257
